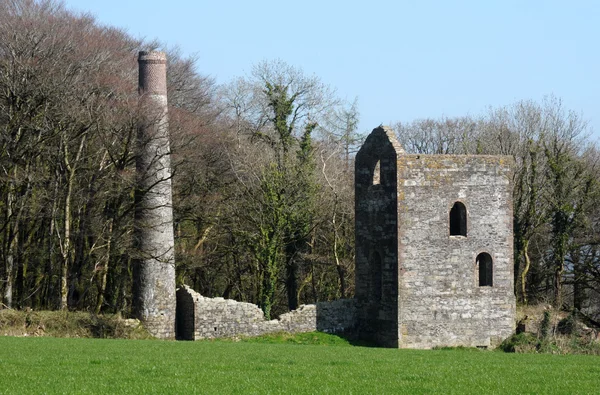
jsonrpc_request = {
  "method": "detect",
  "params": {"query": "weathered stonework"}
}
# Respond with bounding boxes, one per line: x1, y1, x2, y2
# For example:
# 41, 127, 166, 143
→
176, 286, 356, 340
132, 51, 176, 339
132, 63, 516, 348
355, 126, 516, 348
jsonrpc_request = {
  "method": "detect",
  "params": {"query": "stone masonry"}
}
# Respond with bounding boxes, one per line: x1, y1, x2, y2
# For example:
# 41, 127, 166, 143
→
131, 64, 517, 348
165, 125, 515, 348
132, 51, 176, 339
176, 286, 356, 340
355, 126, 515, 348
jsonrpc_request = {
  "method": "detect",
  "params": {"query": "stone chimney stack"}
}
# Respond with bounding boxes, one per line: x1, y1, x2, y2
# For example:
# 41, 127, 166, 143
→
133, 51, 176, 339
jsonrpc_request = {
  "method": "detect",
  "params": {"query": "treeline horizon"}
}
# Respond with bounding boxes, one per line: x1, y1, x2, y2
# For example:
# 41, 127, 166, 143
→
1, 0, 599, 323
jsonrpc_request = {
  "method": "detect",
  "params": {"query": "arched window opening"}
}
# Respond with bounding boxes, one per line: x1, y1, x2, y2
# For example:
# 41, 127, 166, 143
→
477, 253, 493, 287
449, 201, 467, 236
371, 251, 382, 301
372, 160, 381, 185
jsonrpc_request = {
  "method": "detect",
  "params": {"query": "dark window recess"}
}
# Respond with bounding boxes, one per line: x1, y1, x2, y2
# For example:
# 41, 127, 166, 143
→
449, 202, 467, 236
477, 253, 493, 286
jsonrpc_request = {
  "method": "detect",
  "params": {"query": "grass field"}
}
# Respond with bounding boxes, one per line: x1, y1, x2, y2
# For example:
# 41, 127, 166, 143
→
1, 334, 599, 394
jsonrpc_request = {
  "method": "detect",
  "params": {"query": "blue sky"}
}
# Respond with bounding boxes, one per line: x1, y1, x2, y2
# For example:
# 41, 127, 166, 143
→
64, 0, 599, 139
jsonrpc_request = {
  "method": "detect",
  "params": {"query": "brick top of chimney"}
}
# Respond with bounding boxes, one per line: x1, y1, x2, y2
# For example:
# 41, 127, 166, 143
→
138, 51, 167, 95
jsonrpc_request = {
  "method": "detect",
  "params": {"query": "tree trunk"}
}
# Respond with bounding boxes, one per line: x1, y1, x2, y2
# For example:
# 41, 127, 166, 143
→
59, 134, 86, 310
3, 176, 17, 308
553, 232, 568, 309
59, 180, 72, 310
43, 170, 60, 309
332, 210, 346, 299
554, 265, 564, 309
95, 216, 113, 314
573, 259, 584, 311
520, 239, 531, 305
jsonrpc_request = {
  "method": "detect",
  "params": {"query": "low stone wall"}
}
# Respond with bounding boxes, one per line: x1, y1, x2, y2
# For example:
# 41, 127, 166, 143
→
279, 298, 357, 334
175, 285, 356, 340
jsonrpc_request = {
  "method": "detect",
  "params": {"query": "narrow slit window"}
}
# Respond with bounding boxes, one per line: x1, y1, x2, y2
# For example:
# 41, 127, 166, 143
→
372, 160, 381, 185
477, 252, 493, 286
449, 201, 467, 236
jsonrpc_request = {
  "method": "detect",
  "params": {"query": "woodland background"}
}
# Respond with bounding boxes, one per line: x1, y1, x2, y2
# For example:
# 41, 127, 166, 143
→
1, 0, 599, 322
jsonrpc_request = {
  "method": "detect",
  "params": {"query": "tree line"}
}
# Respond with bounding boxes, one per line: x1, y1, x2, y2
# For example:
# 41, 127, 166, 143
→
0, 0, 359, 319
1, 0, 598, 323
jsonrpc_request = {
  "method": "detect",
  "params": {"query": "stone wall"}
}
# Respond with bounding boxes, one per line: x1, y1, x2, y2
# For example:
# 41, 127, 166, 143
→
396, 154, 515, 348
165, 125, 516, 348
355, 127, 403, 347
355, 126, 516, 348
176, 286, 356, 340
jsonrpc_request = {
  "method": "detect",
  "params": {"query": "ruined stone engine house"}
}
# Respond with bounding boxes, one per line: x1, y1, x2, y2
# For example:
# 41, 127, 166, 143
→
354, 126, 515, 348
134, 52, 515, 348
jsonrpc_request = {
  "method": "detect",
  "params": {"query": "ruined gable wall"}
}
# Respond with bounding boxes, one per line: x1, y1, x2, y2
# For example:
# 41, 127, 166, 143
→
354, 127, 401, 347
396, 155, 515, 348
176, 286, 356, 340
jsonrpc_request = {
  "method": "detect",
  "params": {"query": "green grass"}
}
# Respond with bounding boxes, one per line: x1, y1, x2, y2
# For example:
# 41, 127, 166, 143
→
234, 331, 355, 346
0, 336, 599, 394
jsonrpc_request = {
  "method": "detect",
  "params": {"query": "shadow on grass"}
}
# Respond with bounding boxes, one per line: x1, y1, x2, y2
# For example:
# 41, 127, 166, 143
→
224, 331, 380, 347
